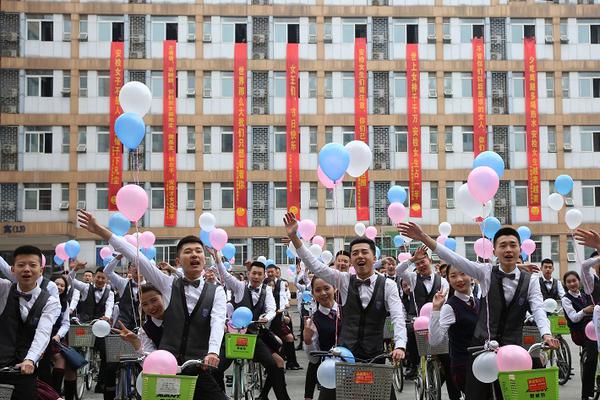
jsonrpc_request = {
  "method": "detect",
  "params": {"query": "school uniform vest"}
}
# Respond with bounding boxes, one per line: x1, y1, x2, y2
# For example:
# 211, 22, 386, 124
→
0, 284, 50, 367
117, 280, 140, 330
312, 309, 337, 352
159, 278, 216, 364
272, 279, 283, 310
143, 317, 163, 349
539, 277, 561, 301
401, 292, 417, 321
563, 292, 593, 333
40, 277, 49, 291
413, 274, 441, 311
232, 284, 267, 328
473, 266, 531, 346
447, 296, 479, 364
339, 275, 387, 359
76, 284, 110, 323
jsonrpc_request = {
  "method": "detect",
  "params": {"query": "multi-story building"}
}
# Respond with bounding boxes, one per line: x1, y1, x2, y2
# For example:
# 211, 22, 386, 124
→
1, 0, 599, 278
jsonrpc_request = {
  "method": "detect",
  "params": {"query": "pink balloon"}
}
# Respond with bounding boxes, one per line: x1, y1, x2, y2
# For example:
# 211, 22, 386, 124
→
467, 166, 500, 204
436, 235, 447, 245
142, 350, 178, 375
116, 184, 148, 222
139, 231, 156, 249
317, 166, 339, 189
99, 247, 113, 260
365, 226, 378, 240
41, 254, 46, 267
55, 243, 69, 261
413, 316, 430, 331
230, 258, 235, 264
387, 202, 407, 224
497, 345, 533, 372
419, 302, 433, 318
349, 267, 356, 275
474, 238, 494, 259
124, 234, 138, 247
312, 235, 325, 248
585, 321, 597, 341
397, 252, 411, 262
521, 239, 536, 256
298, 219, 317, 241
209, 228, 228, 251
227, 320, 247, 334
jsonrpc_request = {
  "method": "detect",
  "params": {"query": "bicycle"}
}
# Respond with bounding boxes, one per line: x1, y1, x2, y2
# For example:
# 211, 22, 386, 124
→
104, 334, 141, 400
139, 358, 212, 399
382, 316, 404, 394
413, 328, 448, 400
68, 319, 101, 399
0, 366, 16, 400
225, 321, 265, 400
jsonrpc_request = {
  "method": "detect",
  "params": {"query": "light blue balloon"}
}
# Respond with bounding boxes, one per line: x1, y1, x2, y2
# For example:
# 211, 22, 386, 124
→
473, 151, 505, 178
318, 143, 350, 182
288, 264, 296, 274
517, 226, 531, 242
265, 259, 275, 267
301, 291, 313, 303
317, 358, 337, 389
103, 255, 114, 267
108, 212, 131, 236
445, 238, 457, 252
65, 240, 81, 258
555, 175, 573, 196
142, 246, 156, 260
482, 217, 502, 240
286, 248, 295, 259
224, 262, 231, 270
376, 246, 381, 259
520, 251, 528, 261
387, 185, 407, 204
54, 255, 64, 266
199, 230, 213, 248
115, 112, 145, 150
222, 243, 236, 260
333, 346, 355, 363
393, 235, 405, 247
231, 306, 253, 329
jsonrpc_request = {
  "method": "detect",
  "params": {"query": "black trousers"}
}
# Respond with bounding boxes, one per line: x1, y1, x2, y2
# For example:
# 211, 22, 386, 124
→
0, 370, 37, 400
94, 338, 117, 393
180, 364, 227, 400
405, 325, 419, 367
438, 354, 462, 400
582, 336, 599, 398
304, 361, 319, 399
465, 348, 503, 400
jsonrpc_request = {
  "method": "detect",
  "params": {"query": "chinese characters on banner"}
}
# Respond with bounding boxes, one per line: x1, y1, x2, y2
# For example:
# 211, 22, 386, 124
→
354, 38, 370, 221
163, 40, 178, 226
472, 37, 487, 156
286, 43, 301, 219
108, 42, 124, 211
406, 44, 422, 218
234, 43, 248, 227
524, 38, 541, 221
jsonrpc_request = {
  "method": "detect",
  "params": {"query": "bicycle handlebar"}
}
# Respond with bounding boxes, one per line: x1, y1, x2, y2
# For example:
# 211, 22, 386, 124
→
309, 350, 392, 364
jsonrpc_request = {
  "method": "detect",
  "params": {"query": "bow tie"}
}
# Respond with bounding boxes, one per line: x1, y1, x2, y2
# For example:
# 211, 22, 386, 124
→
249, 287, 260, 293
420, 275, 432, 281
16, 291, 32, 301
93, 287, 104, 292
386, 275, 396, 280
354, 279, 371, 289
183, 278, 201, 288
495, 270, 516, 280
545, 280, 553, 285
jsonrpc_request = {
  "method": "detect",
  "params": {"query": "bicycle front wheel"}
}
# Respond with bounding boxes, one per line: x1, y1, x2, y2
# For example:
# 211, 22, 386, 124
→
556, 336, 572, 385
232, 361, 243, 400
425, 359, 442, 400
76, 351, 89, 400
392, 364, 404, 395
84, 347, 94, 391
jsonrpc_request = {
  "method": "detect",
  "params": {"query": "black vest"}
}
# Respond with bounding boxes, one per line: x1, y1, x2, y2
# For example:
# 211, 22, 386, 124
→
539, 277, 561, 301
77, 284, 110, 323
40, 277, 50, 291
339, 275, 387, 359
0, 284, 50, 367
447, 296, 479, 364
272, 279, 284, 310
232, 284, 267, 323
413, 274, 441, 312
117, 280, 140, 330
401, 291, 417, 321
563, 292, 593, 333
143, 317, 163, 349
312, 308, 337, 352
473, 266, 531, 346
159, 278, 216, 364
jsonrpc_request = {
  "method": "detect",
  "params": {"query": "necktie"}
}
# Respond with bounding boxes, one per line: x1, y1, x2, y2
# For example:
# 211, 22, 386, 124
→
354, 279, 371, 289
183, 278, 201, 288
495, 270, 516, 281
545, 280, 553, 286
329, 309, 337, 320
467, 297, 475, 309
16, 291, 32, 302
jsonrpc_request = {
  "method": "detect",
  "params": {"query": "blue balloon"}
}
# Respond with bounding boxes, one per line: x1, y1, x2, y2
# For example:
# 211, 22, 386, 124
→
103, 255, 114, 266
108, 212, 131, 236
222, 243, 236, 260
376, 246, 381, 259
387, 185, 407, 204
114, 112, 145, 150
301, 291, 313, 303
555, 175, 573, 196
517, 226, 531, 242
65, 240, 81, 258
53, 255, 64, 266
520, 251, 528, 261
333, 346, 355, 364
224, 262, 231, 270
199, 230, 213, 248
265, 259, 275, 267
286, 248, 295, 259
393, 235, 405, 247
288, 264, 296, 274
473, 151, 505, 178
231, 306, 253, 329
318, 143, 350, 182
142, 246, 156, 260
482, 217, 502, 239
445, 238, 457, 252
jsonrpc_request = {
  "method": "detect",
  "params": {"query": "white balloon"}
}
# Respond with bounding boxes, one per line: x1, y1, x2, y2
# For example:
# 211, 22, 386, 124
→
199, 212, 216, 232
543, 298, 558, 314
344, 140, 372, 178
457, 184, 490, 220
316, 358, 337, 389
354, 222, 366, 237
438, 222, 452, 237
403, 236, 413, 244
321, 250, 333, 265
565, 209, 583, 230
472, 351, 499, 383
136, 373, 144, 397
119, 81, 152, 117
310, 244, 323, 258
547, 193, 564, 211
257, 256, 267, 263
91, 320, 111, 338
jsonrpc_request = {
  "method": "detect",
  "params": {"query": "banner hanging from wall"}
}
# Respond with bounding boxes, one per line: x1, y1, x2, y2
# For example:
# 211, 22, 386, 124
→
524, 37, 541, 222
108, 41, 124, 211
163, 40, 178, 226
406, 43, 422, 218
472, 37, 487, 156
286, 43, 301, 219
354, 37, 370, 221
234, 43, 248, 227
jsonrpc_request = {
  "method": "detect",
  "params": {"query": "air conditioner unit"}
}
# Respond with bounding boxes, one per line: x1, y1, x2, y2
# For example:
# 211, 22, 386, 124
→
446, 199, 455, 209
59, 201, 69, 210
131, 34, 145, 44
61, 88, 71, 96
445, 143, 454, 152
79, 88, 88, 97
308, 34, 317, 44
185, 88, 195, 97
427, 33, 436, 41
203, 33, 212, 43
496, 198, 507, 207
187, 144, 196, 151
429, 143, 438, 153
375, 217, 389, 225
444, 88, 453, 97
2, 105, 17, 113
373, 34, 385, 44
187, 33, 196, 42
491, 52, 502, 60
254, 52, 266, 60
373, 52, 385, 60
77, 144, 87, 153
253, 106, 265, 114
545, 35, 554, 44
563, 143, 572, 152
443, 33, 451, 42
560, 35, 569, 44
203, 200, 212, 209
492, 88, 504, 97
2, 144, 16, 153
374, 107, 386, 115
325, 199, 334, 209
374, 89, 385, 98
5, 164, 16, 171
186, 200, 195, 210
253, 89, 266, 97
132, 51, 144, 58
203, 89, 212, 98
254, 162, 266, 170
493, 143, 505, 152
309, 199, 318, 208
324, 33, 333, 43
1, 49, 17, 57
78, 32, 88, 41
253, 34, 266, 44
567, 252, 576, 262
548, 143, 557, 153
254, 218, 267, 227
492, 106, 505, 114
63, 32, 71, 42
429, 89, 437, 98
565, 197, 574, 206
325, 89, 333, 98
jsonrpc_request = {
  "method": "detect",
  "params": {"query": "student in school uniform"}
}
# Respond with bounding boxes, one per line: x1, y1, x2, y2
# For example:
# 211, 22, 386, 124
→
539, 258, 565, 301
332, 250, 351, 272
104, 255, 144, 331
77, 210, 227, 400
397, 222, 559, 400
0, 245, 61, 400
399, 278, 419, 377
0, 255, 60, 300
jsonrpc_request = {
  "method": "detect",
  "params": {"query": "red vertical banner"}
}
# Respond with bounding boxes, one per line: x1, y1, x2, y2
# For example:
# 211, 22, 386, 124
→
286, 43, 300, 219
234, 43, 248, 227
406, 44, 422, 218
472, 38, 487, 156
524, 38, 541, 222
354, 38, 369, 221
108, 42, 124, 210
163, 40, 178, 226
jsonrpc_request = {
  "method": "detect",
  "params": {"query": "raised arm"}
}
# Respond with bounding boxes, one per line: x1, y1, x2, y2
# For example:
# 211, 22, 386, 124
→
262, 286, 276, 322
0, 256, 15, 282
68, 269, 89, 298
574, 229, 600, 295
104, 290, 115, 319
209, 248, 244, 295
69, 289, 80, 314
103, 255, 128, 297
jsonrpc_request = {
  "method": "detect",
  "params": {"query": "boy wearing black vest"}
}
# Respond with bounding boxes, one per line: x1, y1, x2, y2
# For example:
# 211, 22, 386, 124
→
539, 258, 565, 301
104, 255, 144, 330
0, 245, 61, 400
78, 210, 228, 400
0, 255, 60, 300
398, 222, 559, 399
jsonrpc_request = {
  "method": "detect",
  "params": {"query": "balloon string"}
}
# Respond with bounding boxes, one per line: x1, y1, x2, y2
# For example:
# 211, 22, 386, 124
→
477, 217, 492, 344
332, 185, 341, 346
133, 149, 143, 328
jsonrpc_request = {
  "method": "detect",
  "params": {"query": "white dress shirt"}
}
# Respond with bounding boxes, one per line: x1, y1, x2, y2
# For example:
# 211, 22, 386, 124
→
0, 256, 59, 300
395, 260, 449, 301
56, 305, 71, 339
109, 234, 226, 355
428, 291, 474, 347
103, 257, 143, 299
304, 302, 339, 363
138, 317, 163, 354
561, 290, 589, 323
0, 278, 61, 364
540, 277, 566, 298
69, 289, 81, 314
581, 256, 600, 296
296, 244, 407, 349
434, 243, 551, 337
68, 271, 115, 319
594, 305, 600, 352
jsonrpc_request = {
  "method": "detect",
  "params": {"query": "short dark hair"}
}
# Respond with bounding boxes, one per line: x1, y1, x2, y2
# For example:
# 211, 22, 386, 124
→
13, 245, 43, 264
563, 270, 580, 286
493, 227, 521, 247
348, 237, 376, 255
250, 261, 266, 271
541, 258, 554, 266
335, 250, 350, 259
140, 283, 162, 297
83, 270, 93, 275
265, 263, 277, 270
439, 263, 448, 272
95, 267, 105, 274
592, 251, 599, 258
176, 235, 204, 255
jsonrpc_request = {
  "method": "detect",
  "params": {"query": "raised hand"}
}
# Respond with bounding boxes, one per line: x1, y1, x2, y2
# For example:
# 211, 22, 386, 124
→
77, 210, 112, 240
574, 229, 600, 252
111, 321, 141, 350
410, 245, 428, 262
397, 222, 425, 242
432, 289, 447, 311
283, 212, 299, 237
70, 259, 88, 272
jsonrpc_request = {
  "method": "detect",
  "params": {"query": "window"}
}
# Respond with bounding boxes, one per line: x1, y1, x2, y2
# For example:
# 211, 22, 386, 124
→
98, 72, 110, 97
309, 182, 318, 204
444, 73, 452, 97
235, 23, 247, 43
98, 19, 124, 42
275, 243, 288, 265
309, 73, 317, 98
513, 126, 526, 152
63, 73, 71, 93
274, 127, 286, 153
187, 71, 195, 94
427, 18, 435, 42
462, 126, 474, 152
25, 130, 52, 153
547, 126, 557, 151
77, 183, 86, 204
24, 184, 52, 210
395, 126, 408, 152
430, 182, 438, 208
429, 127, 438, 153
152, 19, 178, 41
545, 20, 552, 39
564, 126, 571, 146
203, 72, 212, 96
513, 73, 524, 98
343, 182, 355, 208
80, 72, 88, 97
221, 128, 233, 153
61, 183, 69, 202
342, 23, 355, 43
325, 127, 333, 144
78, 127, 87, 147
394, 73, 406, 97
203, 127, 211, 154
151, 72, 163, 98
27, 19, 53, 41
187, 126, 195, 153
62, 129, 70, 153
309, 127, 317, 153
203, 18, 211, 39
512, 23, 535, 43
550, 236, 559, 263
287, 24, 299, 44
342, 73, 354, 97
460, 23, 484, 42
151, 184, 164, 209
393, 23, 418, 43
97, 127, 109, 153
461, 73, 473, 97
274, 182, 287, 209
274, 73, 286, 98
428, 73, 436, 94
546, 73, 555, 98
515, 181, 528, 207
445, 127, 453, 146
582, 180, 600, 206
562, 74, 569, 98
221, 183, 233, 209
80, 16, 88, 35
26, 74, 53, 97
581, 129, 600, 152
222, 23, 235, 43
342, 129, 354, 145
203, 185, 212, 207
151, 128, 163, 153
221, 72, 233, 97
446, 183, 454, 201
578, 75, 600, 98
96, 183, 108, 210
578, 24, 600, 44
324, 73, 332, 97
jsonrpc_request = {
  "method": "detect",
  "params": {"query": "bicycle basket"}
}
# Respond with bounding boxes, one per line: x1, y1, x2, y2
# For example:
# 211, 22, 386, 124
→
383, 317, 394, 340
104, 334, 138, 363
68, 324, 96, 347
498, 366, 558, 400
521, 325, 542, 349
142, 373, 197, 400
335, 362, 393, 400
549, 314, 570, 335
225, 333, 258, 360
0, 384, 14, 400
414, 329, 448, 356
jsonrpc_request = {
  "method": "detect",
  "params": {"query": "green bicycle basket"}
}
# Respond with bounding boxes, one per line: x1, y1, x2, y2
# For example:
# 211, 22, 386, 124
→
141, 373, 197, 400
498, 366, 558, 400
549, 314, 570, 335
225, 333, 258, 360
